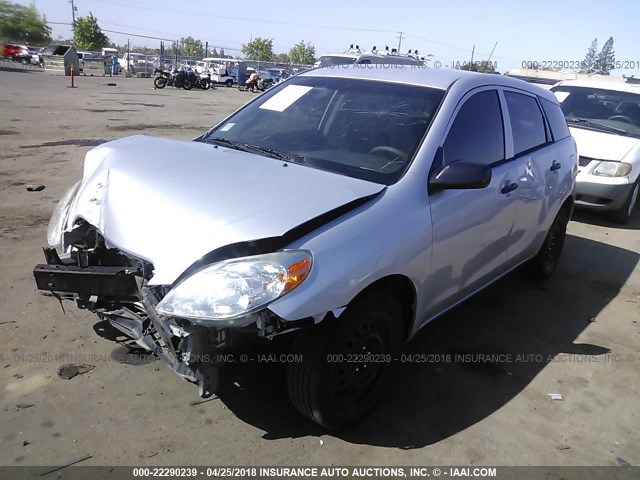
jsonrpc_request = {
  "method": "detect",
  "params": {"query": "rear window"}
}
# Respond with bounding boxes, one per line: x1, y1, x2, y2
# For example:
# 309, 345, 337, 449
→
504, 91, 548, 156
539, 97, 571, 141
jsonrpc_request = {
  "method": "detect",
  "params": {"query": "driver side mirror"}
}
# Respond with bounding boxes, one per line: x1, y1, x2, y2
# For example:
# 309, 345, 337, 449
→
429, 149, 492, 192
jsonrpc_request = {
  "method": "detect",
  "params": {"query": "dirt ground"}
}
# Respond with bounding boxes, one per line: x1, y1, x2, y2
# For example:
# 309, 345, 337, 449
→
0, 69, 638, 469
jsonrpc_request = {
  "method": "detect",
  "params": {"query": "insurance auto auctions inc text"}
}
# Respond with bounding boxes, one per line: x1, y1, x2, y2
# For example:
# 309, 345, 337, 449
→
248, 466, 497, 477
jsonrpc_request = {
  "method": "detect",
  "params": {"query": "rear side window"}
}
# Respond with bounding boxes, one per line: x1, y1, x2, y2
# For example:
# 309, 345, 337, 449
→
443, 90, 504, 166
539, 97, 571, 141
504, 91, 548, 156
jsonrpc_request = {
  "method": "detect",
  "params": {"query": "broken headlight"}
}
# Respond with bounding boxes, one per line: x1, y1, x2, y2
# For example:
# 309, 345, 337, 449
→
156, 251, 312, 322
47, 181, 81, 249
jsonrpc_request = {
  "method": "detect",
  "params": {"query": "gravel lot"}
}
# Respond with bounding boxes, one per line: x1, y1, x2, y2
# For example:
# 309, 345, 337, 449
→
0, 69, 638, 470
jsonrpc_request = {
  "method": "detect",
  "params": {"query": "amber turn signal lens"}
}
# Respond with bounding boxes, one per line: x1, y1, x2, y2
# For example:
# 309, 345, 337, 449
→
284, 257, 312, 293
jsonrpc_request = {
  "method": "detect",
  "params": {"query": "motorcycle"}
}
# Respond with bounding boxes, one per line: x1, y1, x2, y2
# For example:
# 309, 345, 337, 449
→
194, 72, 213, 90
153, 68, 194, 90
153, 69, 170, 89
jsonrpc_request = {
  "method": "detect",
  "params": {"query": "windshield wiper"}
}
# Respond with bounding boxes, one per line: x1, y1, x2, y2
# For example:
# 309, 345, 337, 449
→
243, 144, 305, 162
566, 118, 628, 135
205, 138, 307, 162
204, 137, 250, 151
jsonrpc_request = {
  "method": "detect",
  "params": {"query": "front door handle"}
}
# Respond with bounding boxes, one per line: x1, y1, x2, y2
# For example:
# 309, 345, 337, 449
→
501, 182, 518, 194
550, 160, 561, 172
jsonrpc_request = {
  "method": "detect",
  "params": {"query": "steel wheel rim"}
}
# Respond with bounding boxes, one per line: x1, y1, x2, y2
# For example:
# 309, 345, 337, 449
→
334, 313, 389, 409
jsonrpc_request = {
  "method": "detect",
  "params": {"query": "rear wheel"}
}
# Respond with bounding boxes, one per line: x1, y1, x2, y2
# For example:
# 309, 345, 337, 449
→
287, 291, 404, 430
182, 78, 194, 90
153, 76, 167, 89
524, 206, 570, 280
200, 78, 211, 90
225, 79, 233, 87
609, 180, 639, 224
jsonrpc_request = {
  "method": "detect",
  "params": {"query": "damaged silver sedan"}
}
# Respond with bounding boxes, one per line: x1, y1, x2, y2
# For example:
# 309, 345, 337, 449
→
34, 67, 576, 429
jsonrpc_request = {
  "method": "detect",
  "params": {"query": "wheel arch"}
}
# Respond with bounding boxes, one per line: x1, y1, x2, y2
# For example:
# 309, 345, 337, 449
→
343, 274, 417, 341
560, 194, 575, 219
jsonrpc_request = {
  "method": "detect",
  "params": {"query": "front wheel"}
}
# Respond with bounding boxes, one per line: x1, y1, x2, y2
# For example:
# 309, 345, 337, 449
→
524, 206, 570, 280
225, 79, 233, 87
609, 180, 639, 224
287, 291, 404, 430
200, 78, 211, 90
153, 76, 167, 89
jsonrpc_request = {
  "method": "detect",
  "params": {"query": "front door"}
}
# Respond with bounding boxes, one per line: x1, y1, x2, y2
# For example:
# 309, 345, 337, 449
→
425, 88, 519, 319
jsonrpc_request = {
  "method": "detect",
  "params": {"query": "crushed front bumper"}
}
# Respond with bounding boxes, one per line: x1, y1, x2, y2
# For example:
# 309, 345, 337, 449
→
33, 257, 233, 397
33, 250, 313, 397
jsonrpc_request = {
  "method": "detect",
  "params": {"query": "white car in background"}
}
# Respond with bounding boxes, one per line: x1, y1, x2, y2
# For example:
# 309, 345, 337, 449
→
551, 80, 640, 222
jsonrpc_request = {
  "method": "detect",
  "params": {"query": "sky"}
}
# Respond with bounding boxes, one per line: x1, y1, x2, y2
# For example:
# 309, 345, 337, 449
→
17, 0, 640, 75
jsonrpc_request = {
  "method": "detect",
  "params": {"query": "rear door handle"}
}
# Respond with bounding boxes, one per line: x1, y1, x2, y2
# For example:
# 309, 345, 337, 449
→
501, 182, 518, 194
550, 160, 561, 172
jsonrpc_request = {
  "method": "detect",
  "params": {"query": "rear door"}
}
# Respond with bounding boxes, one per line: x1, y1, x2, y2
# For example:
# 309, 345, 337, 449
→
501, 89, 553, 264
425, 88, 519, 317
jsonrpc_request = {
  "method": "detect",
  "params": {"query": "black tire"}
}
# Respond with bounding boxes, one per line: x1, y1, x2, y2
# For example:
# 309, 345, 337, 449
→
200, 78, 211, 90
153, 76, 167, 89
225, 79, 233, 87
182, 78, 194, 90
524, 206, 570, 280
287, 291, 404, 430
609, 180, 639, 224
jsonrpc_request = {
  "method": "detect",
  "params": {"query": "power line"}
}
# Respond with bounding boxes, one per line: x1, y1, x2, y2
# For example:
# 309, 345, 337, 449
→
92, 0, 397, 34
47, 21, 244, 53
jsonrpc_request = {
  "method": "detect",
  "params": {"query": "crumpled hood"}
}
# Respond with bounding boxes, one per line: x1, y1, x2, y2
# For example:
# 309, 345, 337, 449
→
569, 127, 639, 161
67, 135, 385, 285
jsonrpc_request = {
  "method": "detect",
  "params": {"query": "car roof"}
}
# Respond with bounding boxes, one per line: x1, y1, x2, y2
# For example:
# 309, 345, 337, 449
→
554, 79, 640, 95
300, 66, 558, 101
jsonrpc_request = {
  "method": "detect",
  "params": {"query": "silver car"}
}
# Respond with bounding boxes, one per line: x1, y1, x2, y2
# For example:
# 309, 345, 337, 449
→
34, 67, 577, 429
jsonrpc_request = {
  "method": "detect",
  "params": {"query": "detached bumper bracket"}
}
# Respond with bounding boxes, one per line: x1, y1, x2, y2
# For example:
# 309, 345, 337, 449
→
33, 264, 138, 298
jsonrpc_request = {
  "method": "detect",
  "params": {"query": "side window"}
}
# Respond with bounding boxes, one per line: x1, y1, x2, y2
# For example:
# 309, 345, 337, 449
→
504, 91, 548, 156
443, 90, 504, 166
539, 97, 570, 141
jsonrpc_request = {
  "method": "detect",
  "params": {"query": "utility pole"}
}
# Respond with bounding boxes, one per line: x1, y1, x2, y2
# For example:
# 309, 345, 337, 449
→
469, 44, 475, 68
397, 31, 405, 53
485, 42, 498, 72
70, 0, 77, 24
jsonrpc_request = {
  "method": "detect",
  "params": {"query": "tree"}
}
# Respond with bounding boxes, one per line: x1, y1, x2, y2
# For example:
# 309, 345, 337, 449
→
595, 37, 615, 75
72, 12, 109, 50
171, 36, 203, 57
288, 41, 315, 65
0, 1, 51, 44
457, 60, 498, 74
580, 38, 598, 74
274, 52, 290, 64
242, 37, 274, 61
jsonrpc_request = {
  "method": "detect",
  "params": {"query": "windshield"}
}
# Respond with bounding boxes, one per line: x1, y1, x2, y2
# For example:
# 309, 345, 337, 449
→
550, 85, 640, 138
199, 76, 445, 185
318, 56, 357, 67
